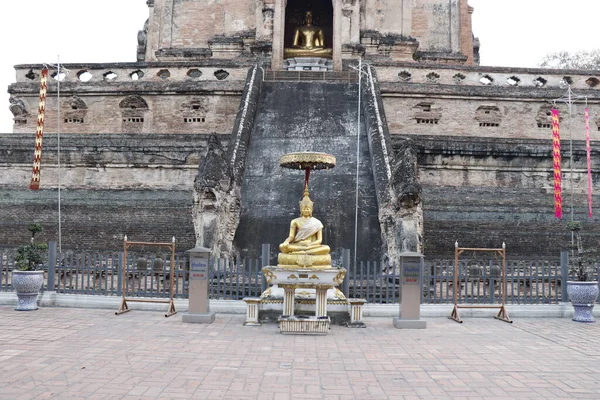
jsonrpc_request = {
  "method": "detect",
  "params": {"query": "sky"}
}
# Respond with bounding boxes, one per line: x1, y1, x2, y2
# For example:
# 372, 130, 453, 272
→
1, 0, 599, 133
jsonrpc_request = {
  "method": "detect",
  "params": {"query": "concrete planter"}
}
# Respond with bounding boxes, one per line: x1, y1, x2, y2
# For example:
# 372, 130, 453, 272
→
567, 281, 600, 322
12, 270, 44, 311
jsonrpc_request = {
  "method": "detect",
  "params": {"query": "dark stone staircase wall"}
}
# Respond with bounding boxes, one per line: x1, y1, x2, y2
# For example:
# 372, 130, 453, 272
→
233, 81, 382, 263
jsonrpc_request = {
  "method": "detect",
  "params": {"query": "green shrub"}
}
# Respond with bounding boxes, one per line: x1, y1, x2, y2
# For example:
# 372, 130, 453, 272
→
15, 223, 48, 271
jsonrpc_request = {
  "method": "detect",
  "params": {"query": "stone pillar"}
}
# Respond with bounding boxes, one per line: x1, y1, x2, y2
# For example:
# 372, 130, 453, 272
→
332, 0, 342, 71
257, 0, 275, 42
450, 0, 461, 53
159, 0, 174, 49
271, 0, 286, 70
243, 298, 261, 326
282, 286, 295, 316
315, 286, 329, 317
145, 0, 159, 62
262, 6, 275, 42
348, 298, 367, 326
401, 0, 413, 37
460, 2, 476, 65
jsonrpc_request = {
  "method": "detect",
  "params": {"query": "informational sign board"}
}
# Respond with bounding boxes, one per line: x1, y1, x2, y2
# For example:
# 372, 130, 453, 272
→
189, 256, 208, 280
402, 260, 421, 285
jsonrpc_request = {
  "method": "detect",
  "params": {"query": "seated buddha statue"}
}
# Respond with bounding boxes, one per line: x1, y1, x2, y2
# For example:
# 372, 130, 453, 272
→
284, 11, 333, 59
278, 190, 332, 269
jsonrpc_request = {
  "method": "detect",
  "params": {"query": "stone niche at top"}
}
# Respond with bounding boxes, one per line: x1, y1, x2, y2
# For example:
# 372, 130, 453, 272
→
281, 1, 334, 71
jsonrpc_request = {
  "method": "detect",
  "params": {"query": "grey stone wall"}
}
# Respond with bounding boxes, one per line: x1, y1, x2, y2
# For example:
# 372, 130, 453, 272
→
0, 189, 195, 251
0, 133, 217, 251
396, 135, 600, 259
2, 132, 597, 259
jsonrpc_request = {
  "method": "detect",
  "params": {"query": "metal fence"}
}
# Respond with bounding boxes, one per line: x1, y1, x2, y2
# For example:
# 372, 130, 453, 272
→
2, 244, 599, 305
347, 259, 596, 304
1, 245, 263, 301
264, 70, 358, 82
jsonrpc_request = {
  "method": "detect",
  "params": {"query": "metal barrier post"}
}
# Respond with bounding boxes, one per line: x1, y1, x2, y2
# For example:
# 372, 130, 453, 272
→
117, 252, 124, 297
597, 266, 600, 304
342, 249, 350, 297
560, 251, 569, 302
47, 241, 56, 291
261, 243, 270, 293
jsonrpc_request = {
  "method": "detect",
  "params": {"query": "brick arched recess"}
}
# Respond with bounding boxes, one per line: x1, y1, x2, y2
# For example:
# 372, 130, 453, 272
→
272, 0, 342, 71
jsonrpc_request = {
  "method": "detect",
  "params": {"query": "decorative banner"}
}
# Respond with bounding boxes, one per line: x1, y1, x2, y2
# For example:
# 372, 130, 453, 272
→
585, 107, 592, 218
30, 68, 49, 190
551, 109, 562, 219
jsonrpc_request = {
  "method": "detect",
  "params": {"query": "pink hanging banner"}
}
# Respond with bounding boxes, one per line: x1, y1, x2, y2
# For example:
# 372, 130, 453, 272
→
585, 107, 592, 217
552, 109, 562, 219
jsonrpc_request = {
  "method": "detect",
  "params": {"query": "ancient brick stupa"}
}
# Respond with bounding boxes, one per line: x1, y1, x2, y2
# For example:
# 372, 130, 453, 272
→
4, 0, 594, 260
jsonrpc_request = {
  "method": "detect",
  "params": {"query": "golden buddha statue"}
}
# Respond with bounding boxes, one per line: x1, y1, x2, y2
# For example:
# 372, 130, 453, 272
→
278, 188, 332, 269
284, 11, 333, 59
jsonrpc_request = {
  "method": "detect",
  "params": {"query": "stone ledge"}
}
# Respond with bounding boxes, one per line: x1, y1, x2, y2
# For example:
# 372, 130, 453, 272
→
0, 293, 596, 318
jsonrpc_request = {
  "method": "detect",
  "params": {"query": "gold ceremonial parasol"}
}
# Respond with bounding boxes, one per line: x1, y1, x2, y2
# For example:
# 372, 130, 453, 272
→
280, 152, 336, 195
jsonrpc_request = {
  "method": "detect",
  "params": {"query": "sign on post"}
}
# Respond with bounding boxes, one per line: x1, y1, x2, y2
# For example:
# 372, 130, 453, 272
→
394, 251, 426, 329
182, 247, 215, 324
189, 257, 208, 280
402, 260, 421, 285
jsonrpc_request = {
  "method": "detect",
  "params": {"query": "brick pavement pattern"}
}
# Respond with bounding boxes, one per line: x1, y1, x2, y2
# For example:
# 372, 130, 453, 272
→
1, 306, 599, 399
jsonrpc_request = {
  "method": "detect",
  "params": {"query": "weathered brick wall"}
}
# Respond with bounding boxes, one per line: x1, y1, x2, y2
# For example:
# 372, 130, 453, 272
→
2, 131, 597, 258
149, 0, 472, 60
363, 0, 409, 35
9, 63, 248, 135
384, 95, 600, 140
0, 133, 220, 251
160, 0, 258, 49
412, 0, 461, 53
396, 135, 600, 259
13, 62, 600, 139
374, 63, 600, 141
0, 189, 196, 251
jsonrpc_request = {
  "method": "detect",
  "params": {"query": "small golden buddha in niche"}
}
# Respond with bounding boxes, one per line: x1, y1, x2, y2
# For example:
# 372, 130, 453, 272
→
284, 11, 333, 59
278, 189, 332, 268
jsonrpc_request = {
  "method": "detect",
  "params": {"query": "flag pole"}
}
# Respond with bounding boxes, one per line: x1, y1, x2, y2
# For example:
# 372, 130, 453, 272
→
57, 56, 62, 253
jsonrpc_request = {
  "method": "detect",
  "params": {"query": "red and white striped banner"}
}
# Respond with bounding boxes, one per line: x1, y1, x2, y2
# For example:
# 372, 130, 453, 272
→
30, 68, 48, 190
585, 107, 593, 217
552, 109, 562, 219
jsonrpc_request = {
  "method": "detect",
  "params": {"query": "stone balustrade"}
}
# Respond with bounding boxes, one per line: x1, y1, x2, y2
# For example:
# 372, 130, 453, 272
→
12, 63, 251, 85
371, 64, 600, 91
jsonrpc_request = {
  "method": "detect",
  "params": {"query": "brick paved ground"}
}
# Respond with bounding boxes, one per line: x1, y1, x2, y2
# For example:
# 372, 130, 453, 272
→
1, 306, 599, 399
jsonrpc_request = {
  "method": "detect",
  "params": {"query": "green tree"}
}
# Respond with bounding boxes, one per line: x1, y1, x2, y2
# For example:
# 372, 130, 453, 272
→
538, 49, 600, 70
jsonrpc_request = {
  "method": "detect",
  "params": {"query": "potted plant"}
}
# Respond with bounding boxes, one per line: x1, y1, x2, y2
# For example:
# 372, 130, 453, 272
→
566, 221, 599, 322
13, 223, 48, 311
